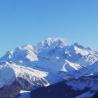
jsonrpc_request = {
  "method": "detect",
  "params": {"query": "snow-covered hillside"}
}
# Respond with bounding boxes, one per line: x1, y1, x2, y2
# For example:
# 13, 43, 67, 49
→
0, 37, 98, 97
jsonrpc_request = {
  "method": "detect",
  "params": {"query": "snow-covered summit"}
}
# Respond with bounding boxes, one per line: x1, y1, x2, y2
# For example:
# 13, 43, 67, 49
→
0, 44, 38, 65
0, 37, 98, 94
35, 37, 65, 52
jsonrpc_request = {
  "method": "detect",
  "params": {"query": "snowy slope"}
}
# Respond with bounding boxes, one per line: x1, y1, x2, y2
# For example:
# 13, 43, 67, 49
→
1, 38, 98, 82
0, 44, 38, 66
0, 38, 98, 80
0, 62, 49, 97
32, 38, 98, 80
0, 37, 98, 97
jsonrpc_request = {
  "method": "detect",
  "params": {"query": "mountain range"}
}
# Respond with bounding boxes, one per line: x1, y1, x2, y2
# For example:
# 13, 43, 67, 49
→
0, 38, 98, 98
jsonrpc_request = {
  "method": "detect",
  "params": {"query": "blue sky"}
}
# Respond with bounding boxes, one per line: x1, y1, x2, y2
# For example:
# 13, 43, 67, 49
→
0, 0, 98, 55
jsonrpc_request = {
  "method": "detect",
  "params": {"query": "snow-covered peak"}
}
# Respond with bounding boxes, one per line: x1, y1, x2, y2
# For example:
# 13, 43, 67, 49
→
36, 37, 65, 51
46, 37, 65, 46
0, 37, 98, 84
44, 37, 65, 46
1, 38, 98, 97
64, 43, 96, 58
0, 44, 38, 65
19, 44, 34, 51
73, 46, 94, 56
19, 44, 38, 62
73, 43, 96, 55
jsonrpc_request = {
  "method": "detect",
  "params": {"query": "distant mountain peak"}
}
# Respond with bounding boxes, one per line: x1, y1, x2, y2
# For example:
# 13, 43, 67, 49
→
45, 37, 65, 45
19, 44, 34, 51
35, 38, 66, 54
1, 37, 98, 98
